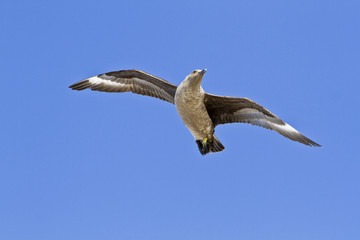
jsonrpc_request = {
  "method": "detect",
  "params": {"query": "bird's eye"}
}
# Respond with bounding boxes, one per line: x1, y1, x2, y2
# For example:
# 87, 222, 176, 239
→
193, 71, 196, 74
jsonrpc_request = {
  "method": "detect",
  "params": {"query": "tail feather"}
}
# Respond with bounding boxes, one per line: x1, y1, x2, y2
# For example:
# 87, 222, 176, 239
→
196, 135, 225, 155
212, 135, 225, 153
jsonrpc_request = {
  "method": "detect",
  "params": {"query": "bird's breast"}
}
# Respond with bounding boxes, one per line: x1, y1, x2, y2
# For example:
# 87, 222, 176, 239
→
174, 84, 213, 139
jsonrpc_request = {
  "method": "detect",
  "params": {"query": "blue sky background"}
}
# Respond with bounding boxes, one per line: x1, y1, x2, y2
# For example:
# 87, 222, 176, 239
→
1, 0, 359, 239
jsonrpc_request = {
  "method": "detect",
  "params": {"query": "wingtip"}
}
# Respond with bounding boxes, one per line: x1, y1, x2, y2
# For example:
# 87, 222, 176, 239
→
311, 142, 322, 148
69, 79, 91, 91
68, 84, 76, 89
303, 138, 321, 147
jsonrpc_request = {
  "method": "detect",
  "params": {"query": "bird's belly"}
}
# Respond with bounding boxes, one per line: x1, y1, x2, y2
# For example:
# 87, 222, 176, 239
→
175, 93, 213, 139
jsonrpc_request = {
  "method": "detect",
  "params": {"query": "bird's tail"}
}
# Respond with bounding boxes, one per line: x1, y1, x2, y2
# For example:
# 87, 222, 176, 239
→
196, 135, 225, 155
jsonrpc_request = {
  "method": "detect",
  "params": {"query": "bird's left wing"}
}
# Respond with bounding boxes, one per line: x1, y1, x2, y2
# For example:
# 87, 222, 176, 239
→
204, 93, 321, 147
69, 70, 177, 104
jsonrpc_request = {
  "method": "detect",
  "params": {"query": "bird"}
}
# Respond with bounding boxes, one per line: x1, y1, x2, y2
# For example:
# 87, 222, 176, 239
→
69, 69, 321, 155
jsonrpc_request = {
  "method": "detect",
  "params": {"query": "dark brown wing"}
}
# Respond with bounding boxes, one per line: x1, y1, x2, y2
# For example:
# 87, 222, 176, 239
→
204, 93, 321, 147
69, 70, 177, 104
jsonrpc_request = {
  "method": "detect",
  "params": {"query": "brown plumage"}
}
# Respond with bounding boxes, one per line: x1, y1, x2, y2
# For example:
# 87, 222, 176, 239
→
69, 69, 321, 154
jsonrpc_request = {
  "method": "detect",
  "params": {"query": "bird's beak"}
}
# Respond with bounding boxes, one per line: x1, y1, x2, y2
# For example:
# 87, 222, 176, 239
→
200, 69, 207, 75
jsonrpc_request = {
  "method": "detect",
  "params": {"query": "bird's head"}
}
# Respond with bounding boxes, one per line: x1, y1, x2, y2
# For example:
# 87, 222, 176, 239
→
185, 69, 207, 86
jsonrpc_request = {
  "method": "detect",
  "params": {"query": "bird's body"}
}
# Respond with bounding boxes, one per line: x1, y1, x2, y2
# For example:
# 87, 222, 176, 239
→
69, 69, 320, 155
175, 72, 213, 140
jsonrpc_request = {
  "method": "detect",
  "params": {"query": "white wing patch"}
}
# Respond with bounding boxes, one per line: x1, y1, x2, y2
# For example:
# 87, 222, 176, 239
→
87, 76, 127, 88
235, 108, 259, 115
281, 123, 299, 133
235, 108, 299, 132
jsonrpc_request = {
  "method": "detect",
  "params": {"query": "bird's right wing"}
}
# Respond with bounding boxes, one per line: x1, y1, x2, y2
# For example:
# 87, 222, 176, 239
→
69, 70, 177, 104
204, 94, 321, 147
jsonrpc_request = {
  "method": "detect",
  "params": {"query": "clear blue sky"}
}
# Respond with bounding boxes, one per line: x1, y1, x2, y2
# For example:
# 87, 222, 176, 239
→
1, 0, 359, 239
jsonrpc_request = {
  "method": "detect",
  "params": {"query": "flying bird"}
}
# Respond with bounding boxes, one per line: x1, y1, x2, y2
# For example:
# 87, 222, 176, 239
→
69, 69, 321, 155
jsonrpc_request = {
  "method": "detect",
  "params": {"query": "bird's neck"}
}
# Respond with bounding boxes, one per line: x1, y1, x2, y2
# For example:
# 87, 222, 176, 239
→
182, 77, 202, 91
